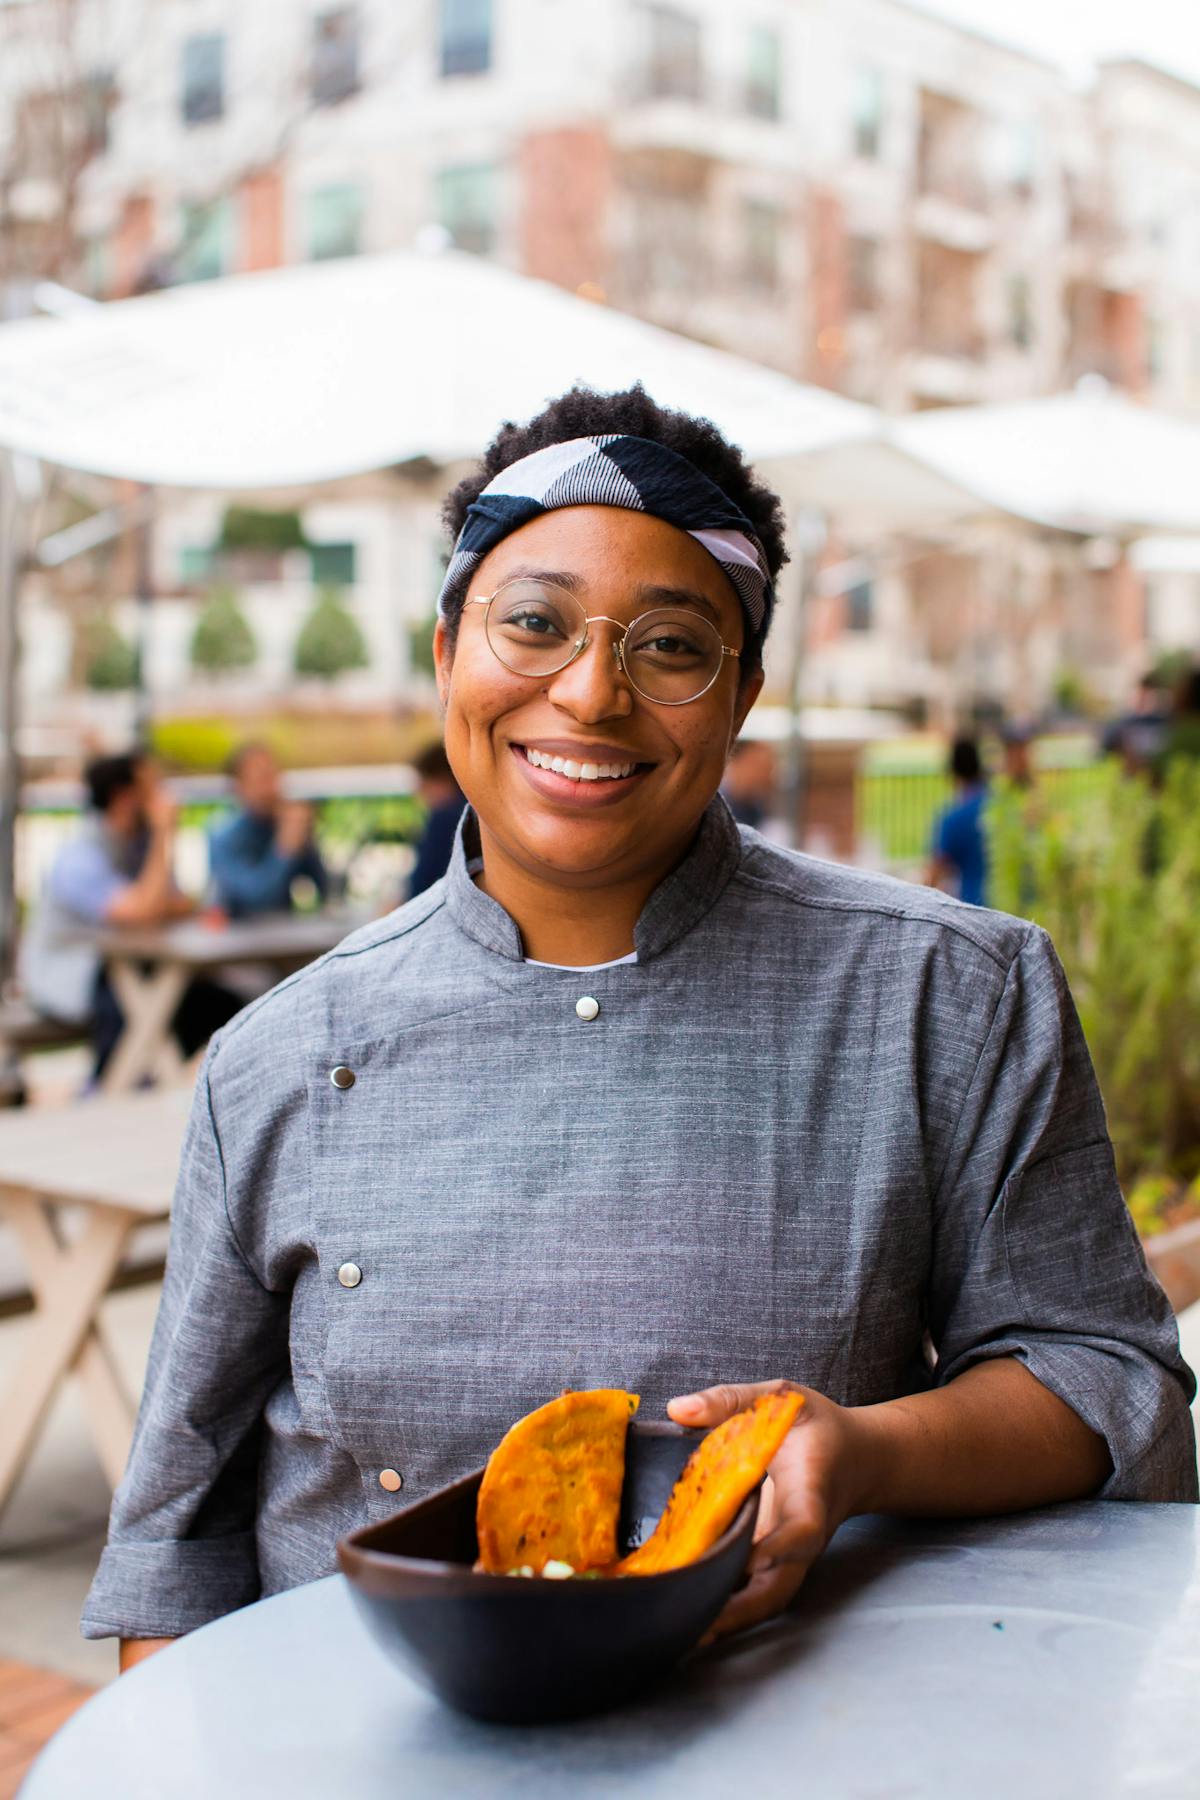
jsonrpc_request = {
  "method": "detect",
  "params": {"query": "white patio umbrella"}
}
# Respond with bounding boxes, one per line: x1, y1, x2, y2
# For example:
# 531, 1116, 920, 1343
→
891, 382, 1200, 539
0, 248, 883, 488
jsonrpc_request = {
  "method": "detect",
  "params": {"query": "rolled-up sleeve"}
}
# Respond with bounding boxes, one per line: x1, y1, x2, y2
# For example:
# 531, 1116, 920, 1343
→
928, 926, 1197, 1501
81, 1048, 289, 1639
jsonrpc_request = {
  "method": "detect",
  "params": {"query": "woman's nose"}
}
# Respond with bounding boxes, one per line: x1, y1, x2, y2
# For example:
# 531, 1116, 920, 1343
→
545, 632, 634, 721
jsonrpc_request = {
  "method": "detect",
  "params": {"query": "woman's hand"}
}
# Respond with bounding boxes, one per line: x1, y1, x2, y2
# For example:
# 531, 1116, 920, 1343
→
668, 1360, 1112, 1642
667, 1379, 869, 1642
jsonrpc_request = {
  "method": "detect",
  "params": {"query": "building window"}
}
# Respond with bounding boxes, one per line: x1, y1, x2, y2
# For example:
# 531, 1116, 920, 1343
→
310, 542, 357, 585
439, 0, 492, 78
851, 66, 883, 159
313, 7, 360, 105
1007, 274, 1032, 348
84, 235, 110, 298
82, 68, 116, 155
846, 580, 873, 632
847, 235, 879, 312
437, 163, 496, 255
180, 545, 217, 583
746, 25, 781, 121
177, 199, 231, 281
1007, 120, 1037, 195
641, 5, 702, 102
306, 184, 364, 260
743, 199, 781, 291
181, 33, 224, 125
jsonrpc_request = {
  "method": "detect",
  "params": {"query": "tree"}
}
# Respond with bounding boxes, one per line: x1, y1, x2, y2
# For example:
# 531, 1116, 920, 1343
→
294, 586, 368, 680
81, 615, 137, 690
191, 585, 257, 676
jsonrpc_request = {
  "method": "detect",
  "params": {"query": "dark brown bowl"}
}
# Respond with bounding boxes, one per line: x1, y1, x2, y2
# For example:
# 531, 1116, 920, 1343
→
337, 1421, 758, 1723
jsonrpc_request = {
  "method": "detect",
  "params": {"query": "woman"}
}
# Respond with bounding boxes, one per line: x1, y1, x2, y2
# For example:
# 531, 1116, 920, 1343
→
87, 387, 1196, 1669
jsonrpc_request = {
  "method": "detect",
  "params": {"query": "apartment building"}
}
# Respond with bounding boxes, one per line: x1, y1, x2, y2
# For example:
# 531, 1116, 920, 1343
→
4, 0, 1200, 712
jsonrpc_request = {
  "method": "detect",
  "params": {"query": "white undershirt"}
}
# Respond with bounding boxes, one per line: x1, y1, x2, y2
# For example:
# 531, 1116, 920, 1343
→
524, 950, 638, 970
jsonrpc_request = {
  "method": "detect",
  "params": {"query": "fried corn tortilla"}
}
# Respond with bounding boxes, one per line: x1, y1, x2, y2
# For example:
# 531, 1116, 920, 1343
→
615, 1389, 804, 1576
476, 1389, 640, 1574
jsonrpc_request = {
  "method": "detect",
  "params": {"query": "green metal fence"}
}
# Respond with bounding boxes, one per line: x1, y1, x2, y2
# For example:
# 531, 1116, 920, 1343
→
857, 738, 1108, 870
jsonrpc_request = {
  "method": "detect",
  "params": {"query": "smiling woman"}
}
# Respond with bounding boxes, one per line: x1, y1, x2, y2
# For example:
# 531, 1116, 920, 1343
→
87, 385, 1195, 1673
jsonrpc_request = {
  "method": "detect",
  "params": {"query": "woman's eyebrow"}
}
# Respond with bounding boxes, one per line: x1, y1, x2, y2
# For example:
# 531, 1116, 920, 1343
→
496, 564, 584, 593
635, 584, 722, 623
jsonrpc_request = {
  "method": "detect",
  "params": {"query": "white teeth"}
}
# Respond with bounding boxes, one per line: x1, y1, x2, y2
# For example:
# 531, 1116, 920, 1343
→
523, 748, 637, 781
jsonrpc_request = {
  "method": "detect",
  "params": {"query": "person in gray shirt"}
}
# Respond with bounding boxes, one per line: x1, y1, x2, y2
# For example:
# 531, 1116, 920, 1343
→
88, 388, 1196, 1672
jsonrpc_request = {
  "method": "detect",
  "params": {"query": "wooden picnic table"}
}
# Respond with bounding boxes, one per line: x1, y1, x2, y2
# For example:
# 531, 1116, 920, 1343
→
93, 909, 362, 1093
0, 1085, 191, 1519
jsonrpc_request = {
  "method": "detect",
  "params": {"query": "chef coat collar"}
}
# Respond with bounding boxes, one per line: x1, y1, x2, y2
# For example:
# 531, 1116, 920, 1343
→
443, 795, 744, 964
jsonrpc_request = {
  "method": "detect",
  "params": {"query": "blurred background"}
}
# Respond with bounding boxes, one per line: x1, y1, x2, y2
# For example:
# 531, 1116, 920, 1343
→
0, 0, 1199, 1733
0, 0, 1197, 1201
0, 4, 1197, 1174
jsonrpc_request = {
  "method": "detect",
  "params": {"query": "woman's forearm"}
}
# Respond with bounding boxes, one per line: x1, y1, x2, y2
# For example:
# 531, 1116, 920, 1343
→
119, 1636, 177, 1673
850, 1357, 1112, 1518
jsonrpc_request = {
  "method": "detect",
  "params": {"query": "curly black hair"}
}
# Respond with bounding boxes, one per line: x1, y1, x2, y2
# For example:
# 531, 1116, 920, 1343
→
439, 383, 789, 676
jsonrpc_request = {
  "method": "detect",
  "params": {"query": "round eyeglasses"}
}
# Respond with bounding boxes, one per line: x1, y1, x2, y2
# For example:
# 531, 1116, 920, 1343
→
467, 580, 740, 706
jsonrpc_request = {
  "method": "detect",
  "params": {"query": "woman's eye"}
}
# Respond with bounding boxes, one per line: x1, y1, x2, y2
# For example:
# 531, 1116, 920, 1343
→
639, 633, 702, 658
506, 609, 564, 637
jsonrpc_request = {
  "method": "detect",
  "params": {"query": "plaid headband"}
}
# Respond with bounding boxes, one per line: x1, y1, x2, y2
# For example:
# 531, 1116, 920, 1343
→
437, 435, 774, 637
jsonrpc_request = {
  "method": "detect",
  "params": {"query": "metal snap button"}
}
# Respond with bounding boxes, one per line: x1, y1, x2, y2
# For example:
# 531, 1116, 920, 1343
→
575, 996, 600, 1021
330, 1065, 356, 1090
379, 1468, 403, 1493
337, 1262, 362, 1289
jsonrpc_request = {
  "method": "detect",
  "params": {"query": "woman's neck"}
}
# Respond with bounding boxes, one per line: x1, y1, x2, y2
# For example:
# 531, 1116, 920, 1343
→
473, 825, 687, 966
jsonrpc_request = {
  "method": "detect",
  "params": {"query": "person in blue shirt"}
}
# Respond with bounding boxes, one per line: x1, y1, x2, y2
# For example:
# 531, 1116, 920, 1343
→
407, 741, 465, 899
22, 750, 241, 1078
926, 736, 988, 907
209, 744, 329, 918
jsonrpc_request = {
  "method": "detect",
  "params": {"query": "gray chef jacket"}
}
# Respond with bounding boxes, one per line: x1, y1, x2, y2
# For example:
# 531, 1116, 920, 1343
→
82, 799, 1197, 1640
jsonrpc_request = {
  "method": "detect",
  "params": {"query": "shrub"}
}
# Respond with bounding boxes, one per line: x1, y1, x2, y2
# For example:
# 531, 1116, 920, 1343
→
149, 717, 240, 771
294, 586, 368, 681
219, 506, 307, 552
408, 612, 438, 680
82, 616, 138, 690
988, 761, 1200, 1189
191, 585, 257, 675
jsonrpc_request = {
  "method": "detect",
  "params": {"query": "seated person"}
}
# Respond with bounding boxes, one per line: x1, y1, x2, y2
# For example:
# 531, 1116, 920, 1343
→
22, 751, 241, 1079
407, 741, 465, 899
208, 744, 328, 918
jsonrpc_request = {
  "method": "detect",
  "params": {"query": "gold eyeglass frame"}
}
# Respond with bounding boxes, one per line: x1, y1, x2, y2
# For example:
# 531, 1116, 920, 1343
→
466, 584, 740, 707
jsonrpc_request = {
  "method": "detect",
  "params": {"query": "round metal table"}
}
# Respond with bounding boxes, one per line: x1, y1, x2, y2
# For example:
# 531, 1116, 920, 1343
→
24, 1503, 1200, 1799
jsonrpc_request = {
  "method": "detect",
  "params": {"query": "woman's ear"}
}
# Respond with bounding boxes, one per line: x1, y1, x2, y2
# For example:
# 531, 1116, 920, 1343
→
729, 667, 766, 750
433, 618, 452, 712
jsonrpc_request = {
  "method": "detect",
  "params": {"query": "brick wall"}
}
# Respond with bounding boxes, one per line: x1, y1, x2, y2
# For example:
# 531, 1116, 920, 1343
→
518, 126, 613, 295
240, 169, 284, 272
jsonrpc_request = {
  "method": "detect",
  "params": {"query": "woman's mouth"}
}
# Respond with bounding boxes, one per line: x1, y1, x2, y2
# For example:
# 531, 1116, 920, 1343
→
511, 743, 651, 804
523, 747, 638, 782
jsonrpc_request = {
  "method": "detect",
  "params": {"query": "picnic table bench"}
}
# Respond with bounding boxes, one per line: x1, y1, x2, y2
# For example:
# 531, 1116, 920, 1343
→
0, 999, 88, 1104
0, 1085, 191, 1519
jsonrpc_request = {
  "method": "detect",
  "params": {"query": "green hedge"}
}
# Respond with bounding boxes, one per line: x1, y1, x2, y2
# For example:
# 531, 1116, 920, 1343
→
988, 761, 1200, 1197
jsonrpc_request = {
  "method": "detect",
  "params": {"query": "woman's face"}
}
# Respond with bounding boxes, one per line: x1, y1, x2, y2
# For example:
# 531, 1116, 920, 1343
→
434, 505, 764, 891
